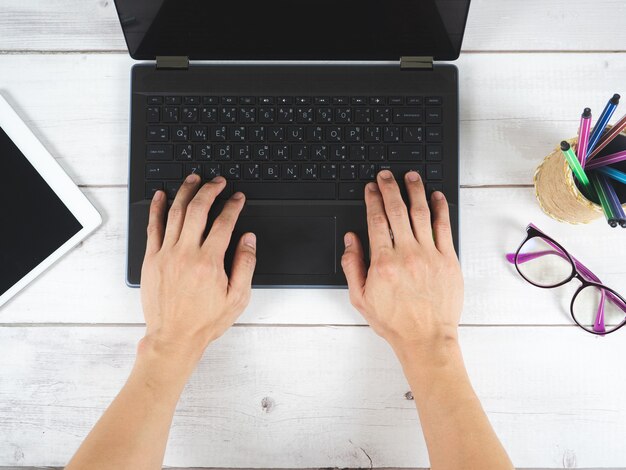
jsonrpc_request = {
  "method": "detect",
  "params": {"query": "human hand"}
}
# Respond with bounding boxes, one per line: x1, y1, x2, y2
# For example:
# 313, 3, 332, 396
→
341, 170, 463, 358
139, 174, 256, 366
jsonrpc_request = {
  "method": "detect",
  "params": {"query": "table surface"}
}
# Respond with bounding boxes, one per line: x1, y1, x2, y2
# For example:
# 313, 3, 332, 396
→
1, 1, 626, 468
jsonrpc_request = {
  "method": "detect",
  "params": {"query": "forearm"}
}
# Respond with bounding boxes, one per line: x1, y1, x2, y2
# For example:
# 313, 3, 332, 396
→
395, 339, 513, 470
66, 338, 199, 470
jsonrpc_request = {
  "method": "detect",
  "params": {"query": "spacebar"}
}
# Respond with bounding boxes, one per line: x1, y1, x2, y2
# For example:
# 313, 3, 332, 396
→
234, 182, 336, 200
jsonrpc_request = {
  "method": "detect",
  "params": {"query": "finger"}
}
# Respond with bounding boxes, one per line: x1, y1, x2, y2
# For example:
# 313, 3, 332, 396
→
228, 232, 257, 306
203, 191, 246, 257
431, 191, 456, 255
145, 190, 166, 255
376, 170, 413, 245
163, 173, 202, 246
179, 177, 227, 245
364, 182, 393, 253
405, 171, 434, 245
341, 232, 366, 307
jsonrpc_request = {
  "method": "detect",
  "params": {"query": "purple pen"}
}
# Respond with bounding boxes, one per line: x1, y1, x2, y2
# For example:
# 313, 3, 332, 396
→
585, 149, 626, 170
577, 108, 592, 166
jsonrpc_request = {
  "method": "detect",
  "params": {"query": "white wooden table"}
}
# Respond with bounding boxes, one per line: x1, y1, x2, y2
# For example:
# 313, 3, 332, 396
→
1, 1, 626, 469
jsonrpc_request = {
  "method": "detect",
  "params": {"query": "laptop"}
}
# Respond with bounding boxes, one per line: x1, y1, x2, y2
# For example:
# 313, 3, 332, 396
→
115, 0, 471, 287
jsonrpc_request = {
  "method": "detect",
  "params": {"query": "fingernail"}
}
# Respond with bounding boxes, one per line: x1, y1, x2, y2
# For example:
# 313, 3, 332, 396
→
185, 173, 199, 183
212, 176, 225, 183
232, 192, 244, 200
406, 171, 420, 182
153, 190, 163, 201
379, 170, 392, 180
367, 182, 379, 192
433, 191, 445, 201
244, 233, 256, 248
344, 233, 353, 248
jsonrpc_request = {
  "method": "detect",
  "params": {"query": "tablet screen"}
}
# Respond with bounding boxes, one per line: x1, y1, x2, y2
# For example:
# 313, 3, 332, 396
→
0, 127, 83, 296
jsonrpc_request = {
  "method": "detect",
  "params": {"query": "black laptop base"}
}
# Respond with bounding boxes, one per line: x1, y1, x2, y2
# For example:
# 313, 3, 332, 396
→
127, 64, 459, 287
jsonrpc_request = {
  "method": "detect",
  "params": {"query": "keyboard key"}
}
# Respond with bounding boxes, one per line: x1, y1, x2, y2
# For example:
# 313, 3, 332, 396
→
403, 127, 423, 143
296, 97, 311, 105
259, 97, 274, 105
277, 97, 293, 105
221, 97, 237, 104
243, 163, 261, 179
224, 163, 241, 179
272, 145, 290, 161
234, 144, 251, 160
389, 145, 422, 161
330, 144, 348, 161
203, 96, 218, 105
190, 126, 208, 141
406, 97, 423, 106
165, 96, 181, 105
302, 163, 318, 179
259, 108, 276, 123
239, 96, 255, 105
146, 163, 182, 180
339, 182, 367, 199
204, 163, 221, 179
426, 96, 442, 106
249, 126, 266, 141
146, 107, 160, 122
263, 163, 280, 180
351, 97, 366, 105
287, 126, 304, 142
393, 108, 422, 124
373, 108, 391, 123
332, 97, 348, 105
335, 108, 352, 123
321, 163, 337, 180
426, 145, 442, 161
185, 163, 202, 176
364, 126, 381, 142
307, 126, 324, 142
426, 183, 443, 196
163, 107, 179, 122
283, 164, 299, 180
145, 181, 163, 199
220, 107, 237, 123
196, 144, 212, 160
268, 127, 285, 142
184, 96, 200, 104
314, 97, 330, 105
340, 163, 357, 180
239, 107, 256, 123
311, 145, 328, 161
378, 163, 423, 181
426, 164, 443, 180
296, 106, 314, 122
253, 144, 270, 160
349, 145, 367, 161
147, 96, 163, 105
181, 105, 198, 121
388, 97, 403, 105
359, 163, 376, 180
146, 126, 169, 142
369, 145, 386, 161
369, 97, 385, 105
355, 108, 372, 123
316, 107, 333, 123
345, 126, 361, 142
165, 181, 182, 199
425, 108, 442, 124
292, 144, 309, 160
234, 182, 335, 199
146, 144, 173, 160
201, 107, 218, 123
211, 125, 227, 141
277, 107, 294, 123
175, 144, 193, 161
229, 126, 247, 142
326, 127, 342, 142
215, 144, 232, 160
383, 126, 401, 143
426, 127, 443, 142
172, 125, 189, 141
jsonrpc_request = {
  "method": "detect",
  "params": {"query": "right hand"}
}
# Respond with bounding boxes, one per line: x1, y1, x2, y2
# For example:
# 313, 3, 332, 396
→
341, 170, 464, 356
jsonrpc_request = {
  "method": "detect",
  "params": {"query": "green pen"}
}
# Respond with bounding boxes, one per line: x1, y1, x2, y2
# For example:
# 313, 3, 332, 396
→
560, 141, 591, 191
590, 171, 618, 228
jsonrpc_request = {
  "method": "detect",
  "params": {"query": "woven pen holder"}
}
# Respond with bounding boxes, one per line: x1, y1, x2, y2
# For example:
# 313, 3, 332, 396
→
534, 137, 603, 224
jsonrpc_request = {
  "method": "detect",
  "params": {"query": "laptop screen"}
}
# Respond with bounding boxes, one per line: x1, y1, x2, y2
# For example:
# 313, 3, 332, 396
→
113, 0, 471, 61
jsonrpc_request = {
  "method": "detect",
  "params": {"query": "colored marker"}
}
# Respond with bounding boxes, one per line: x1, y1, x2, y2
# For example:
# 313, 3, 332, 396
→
585, 149, 626, 170
576, 108, 592, 165
586, 94, 620, 158
590, 171, 618, 227
597, 166, 626, 185
596, 172, 626, 228
588, 111, 626, 160
560, 141, 591, 190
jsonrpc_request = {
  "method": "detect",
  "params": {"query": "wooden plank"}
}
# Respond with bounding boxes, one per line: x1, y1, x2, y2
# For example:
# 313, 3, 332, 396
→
1, 53, 625, 187
1, 326, 626, 468
1, 186, 625, 326
1, 0, 625, 52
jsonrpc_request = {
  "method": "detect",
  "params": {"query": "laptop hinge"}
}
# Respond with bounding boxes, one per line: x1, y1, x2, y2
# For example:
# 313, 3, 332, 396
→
156, 56, 189, 70
400, 56, 433, 70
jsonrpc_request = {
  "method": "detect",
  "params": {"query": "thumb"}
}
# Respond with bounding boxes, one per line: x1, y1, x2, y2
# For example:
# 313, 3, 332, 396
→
228, 232, 257, 303
341, 232, 366, 306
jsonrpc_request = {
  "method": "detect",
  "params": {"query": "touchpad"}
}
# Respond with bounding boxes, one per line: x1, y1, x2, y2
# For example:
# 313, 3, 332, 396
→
234, 216, 336, 275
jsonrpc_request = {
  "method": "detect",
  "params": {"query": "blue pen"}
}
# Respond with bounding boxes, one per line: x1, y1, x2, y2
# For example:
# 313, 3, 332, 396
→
586, 94, 620, 159
595, 172, 626, 228
597, 166, 626, 185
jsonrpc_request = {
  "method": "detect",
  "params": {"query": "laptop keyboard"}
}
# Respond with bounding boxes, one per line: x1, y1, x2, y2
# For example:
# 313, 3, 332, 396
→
143, 95, 445, 200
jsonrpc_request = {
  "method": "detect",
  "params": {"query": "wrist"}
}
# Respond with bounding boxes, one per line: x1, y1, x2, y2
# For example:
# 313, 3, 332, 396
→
391, 332, 461, 372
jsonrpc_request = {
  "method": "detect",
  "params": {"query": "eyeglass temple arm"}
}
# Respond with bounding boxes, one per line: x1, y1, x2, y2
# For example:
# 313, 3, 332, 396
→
505, 251, 626, 314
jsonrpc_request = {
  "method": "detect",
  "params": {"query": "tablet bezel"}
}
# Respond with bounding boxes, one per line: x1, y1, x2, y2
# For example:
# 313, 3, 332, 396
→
0, 94, 102, 308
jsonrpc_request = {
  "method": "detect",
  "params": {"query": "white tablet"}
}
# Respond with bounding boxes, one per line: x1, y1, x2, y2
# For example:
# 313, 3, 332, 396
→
0, 95, 102, 308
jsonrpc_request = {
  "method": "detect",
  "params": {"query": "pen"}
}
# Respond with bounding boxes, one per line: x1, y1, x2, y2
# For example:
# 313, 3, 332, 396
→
560, 141, 591, 190
590, 171, 619, 227
586, 93, 620, 158
596, 166, 626, 185
576, 107, 592, 165
595, 172, 626, 228
585, 149, 626, 170
587, 111, 626, 160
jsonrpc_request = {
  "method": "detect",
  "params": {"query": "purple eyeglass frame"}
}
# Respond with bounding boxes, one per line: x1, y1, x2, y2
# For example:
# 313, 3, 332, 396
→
505, 224, 626, 335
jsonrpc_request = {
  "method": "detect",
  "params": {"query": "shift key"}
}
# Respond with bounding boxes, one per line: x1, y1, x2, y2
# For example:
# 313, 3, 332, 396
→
146, 163, 182, 179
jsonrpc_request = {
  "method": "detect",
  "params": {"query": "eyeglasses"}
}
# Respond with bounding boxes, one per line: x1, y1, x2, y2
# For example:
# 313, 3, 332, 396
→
506, 224, 626, 335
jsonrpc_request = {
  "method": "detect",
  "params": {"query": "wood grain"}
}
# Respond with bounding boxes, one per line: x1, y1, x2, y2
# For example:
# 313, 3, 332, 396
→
1, 0, 625, 52
0, 53, 625, 187
0, 186, 624, 326
1, 326, 626, 468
